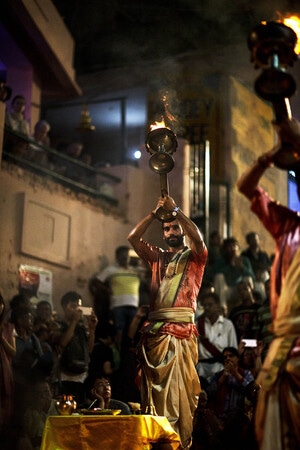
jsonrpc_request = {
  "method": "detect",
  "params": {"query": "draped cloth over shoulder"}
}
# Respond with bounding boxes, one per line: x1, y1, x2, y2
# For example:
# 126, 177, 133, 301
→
255, 245, 300, 450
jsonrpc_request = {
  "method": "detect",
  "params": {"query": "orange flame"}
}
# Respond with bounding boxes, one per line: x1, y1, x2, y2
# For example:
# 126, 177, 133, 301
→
276, 13, 300, 54
283, 15, 300, 54
150, 119, 167, 131
150, 90, 177, 132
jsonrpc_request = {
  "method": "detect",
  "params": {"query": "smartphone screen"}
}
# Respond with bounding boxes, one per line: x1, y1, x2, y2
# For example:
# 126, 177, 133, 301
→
79, 306, 93, 316
242, 339, 257, 347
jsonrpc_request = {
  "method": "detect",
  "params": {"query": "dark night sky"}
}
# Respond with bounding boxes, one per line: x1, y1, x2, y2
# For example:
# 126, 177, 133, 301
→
52, 0, 298, 75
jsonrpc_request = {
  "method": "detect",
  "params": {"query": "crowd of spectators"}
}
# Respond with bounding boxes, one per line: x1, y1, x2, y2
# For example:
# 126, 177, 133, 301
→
191, 229, 273, 450
0, 228, 273, 449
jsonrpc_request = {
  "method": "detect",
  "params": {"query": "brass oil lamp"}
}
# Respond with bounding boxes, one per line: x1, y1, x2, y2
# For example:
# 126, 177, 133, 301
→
248, 20, 300, 169
145, 125, 178, 221
55, 394, 77, 415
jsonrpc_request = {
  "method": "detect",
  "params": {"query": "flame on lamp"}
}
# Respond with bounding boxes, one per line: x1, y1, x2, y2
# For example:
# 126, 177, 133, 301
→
277, 13, 300, 54
149, 90, 177, 132
150, 119, 167, 131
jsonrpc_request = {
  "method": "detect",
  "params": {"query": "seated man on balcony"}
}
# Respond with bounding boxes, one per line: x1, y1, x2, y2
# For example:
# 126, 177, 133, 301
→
28, 120, 51, 167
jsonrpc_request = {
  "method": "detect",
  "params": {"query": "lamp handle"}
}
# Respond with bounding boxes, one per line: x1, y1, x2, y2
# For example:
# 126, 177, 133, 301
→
272, 98, 292, 123
160, 173, 169, 197
154, 173, 175, 221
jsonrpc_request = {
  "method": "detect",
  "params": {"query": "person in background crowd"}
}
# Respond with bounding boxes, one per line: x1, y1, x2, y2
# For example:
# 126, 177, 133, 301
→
52, 141, 84, 179
5, 95, 30, 136
9, 306, 44, 450
229, 279, 260, 343
83, 372, 131, 414
114, 304, 149, 404
191, 390, 223, 450
88, 322, 117, 378
238, 338, 264, 379
33, 301, 60, 395
0, 83, 12, 103
208, 231, 223, 264
55, 291, 97, 407
0, 293, 16, 441
206, 347, 254, 450
204, 231, 223, 284
212, 237, 255, 315
29, 120, 51, 166
236, 117, 300, 450
7, 294, 32, 326
128, 193, 207, 449
88, 277, 111, 341
75, 151, 94, 186
195, 281, 215, 320
33, 301, 59, 335
17, 380, 57, 450
32, 120, 51, 147
241, 232, 271, 300
65, 141, 83, 159
80, 151, 92, 166
256, 279, 274, 362
96, 246, 141, 350
196, 291, 238, 388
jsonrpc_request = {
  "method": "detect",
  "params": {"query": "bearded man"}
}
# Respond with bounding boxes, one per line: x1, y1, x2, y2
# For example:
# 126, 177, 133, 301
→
128, 193, 207, 449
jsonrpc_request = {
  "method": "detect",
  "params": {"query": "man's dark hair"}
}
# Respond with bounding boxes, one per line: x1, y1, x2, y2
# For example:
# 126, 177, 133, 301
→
9, 293, 29, 310
222, 346, 240, 358
222, 237, 239, 247
12, 94, 25, 105
115, 246, 129, 258
11, 306, 32, 325
161, 217, 177, 227
61, 291, 82, 307
200, 291, 220, 305
245, 232, 257, 243
84, 372, 110, 396
36, 300, 52, 309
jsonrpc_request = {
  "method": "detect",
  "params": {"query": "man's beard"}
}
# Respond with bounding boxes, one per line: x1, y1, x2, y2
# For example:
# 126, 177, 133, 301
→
165, 234, 184, 248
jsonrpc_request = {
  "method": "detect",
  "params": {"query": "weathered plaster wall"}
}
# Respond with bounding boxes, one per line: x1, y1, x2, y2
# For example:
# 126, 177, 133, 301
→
227, 77, 288, 254
0, 163, 165, 314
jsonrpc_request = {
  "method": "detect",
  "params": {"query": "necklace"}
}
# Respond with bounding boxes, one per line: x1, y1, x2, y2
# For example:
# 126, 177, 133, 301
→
164, 247, 188, 279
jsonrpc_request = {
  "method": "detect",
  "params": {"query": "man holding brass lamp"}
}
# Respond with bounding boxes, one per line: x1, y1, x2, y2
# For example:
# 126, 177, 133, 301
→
237, 117, 300, 450
128, 193, 207, 449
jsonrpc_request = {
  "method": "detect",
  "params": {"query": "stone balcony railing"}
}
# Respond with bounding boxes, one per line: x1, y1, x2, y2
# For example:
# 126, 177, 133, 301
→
2, 127, 121, 206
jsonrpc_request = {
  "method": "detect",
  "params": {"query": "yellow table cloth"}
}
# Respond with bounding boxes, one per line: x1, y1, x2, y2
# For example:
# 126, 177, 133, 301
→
41, 414, 181, 449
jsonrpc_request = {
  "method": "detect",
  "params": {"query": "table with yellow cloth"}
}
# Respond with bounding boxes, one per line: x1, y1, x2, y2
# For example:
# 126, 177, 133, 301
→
41, 414, 181, 450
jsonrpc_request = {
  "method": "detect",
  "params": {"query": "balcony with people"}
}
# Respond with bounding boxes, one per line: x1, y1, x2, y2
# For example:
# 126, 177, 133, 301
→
2, 124, 121, 206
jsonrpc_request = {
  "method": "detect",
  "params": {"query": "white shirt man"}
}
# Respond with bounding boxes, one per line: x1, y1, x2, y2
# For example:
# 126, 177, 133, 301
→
196, 292, 238, 381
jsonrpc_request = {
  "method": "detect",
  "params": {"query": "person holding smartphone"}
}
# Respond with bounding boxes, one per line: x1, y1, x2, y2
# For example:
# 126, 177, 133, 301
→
54, 291, 97, 407
206, 347, 254, 450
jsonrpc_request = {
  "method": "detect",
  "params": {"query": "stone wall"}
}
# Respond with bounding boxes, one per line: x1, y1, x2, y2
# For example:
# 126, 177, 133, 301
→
227, 77, 288, 254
